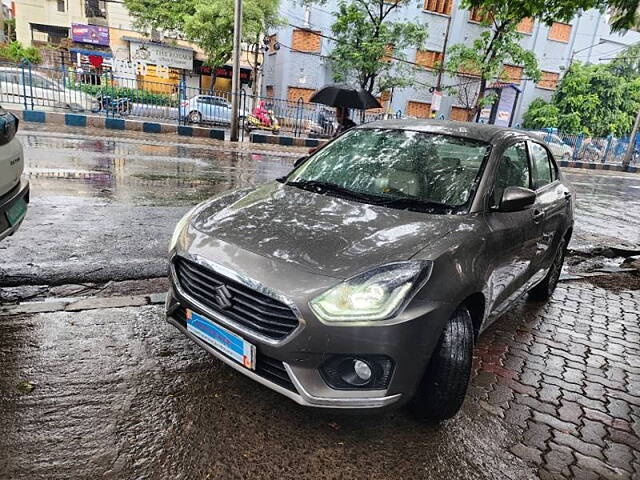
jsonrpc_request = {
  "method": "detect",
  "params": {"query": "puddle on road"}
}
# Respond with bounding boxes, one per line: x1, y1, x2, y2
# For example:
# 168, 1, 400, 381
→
20, 133, 294, 206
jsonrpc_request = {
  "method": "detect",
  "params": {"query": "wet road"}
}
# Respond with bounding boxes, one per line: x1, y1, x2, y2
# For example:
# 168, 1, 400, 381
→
2, 126, 639, 288
1, 126, 639, 479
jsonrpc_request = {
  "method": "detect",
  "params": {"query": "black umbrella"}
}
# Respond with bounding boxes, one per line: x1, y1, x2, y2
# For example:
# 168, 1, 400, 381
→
310, 85, 381, 110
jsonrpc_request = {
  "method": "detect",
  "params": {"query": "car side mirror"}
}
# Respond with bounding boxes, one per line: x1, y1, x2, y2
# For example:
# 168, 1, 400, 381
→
293, 156, 308, 168
498, 186, 536, 212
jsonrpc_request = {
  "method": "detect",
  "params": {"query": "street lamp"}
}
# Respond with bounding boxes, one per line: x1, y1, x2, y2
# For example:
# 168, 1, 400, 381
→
230, 0, 243, 142
567, 39, 606, 72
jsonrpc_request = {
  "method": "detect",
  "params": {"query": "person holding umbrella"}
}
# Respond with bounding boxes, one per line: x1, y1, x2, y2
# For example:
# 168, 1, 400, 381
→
307, 85, 380, 153
334, 106, 357, 137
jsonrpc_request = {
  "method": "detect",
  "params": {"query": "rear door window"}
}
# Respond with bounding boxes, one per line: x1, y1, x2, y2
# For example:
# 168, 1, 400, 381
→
530, 142, 554, 189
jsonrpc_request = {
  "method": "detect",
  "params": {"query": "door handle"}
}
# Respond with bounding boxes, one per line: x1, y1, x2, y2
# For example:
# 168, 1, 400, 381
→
533, 209, 545, 224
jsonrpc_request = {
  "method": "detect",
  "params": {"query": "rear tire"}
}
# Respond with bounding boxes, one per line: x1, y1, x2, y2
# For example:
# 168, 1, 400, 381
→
188, 111, 202, 124
528, 238, 566, 301
410, 306, 474, 422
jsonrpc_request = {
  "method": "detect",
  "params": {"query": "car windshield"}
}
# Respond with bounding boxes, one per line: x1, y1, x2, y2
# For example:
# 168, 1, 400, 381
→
286, 128, 490, 213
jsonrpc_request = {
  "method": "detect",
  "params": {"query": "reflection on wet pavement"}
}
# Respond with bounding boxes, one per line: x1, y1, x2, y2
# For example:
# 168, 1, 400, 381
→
565, 171, 640, 250
19, 130, 295, 206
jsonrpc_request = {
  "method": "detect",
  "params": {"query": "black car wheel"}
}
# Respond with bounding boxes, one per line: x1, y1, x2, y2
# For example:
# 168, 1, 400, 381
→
528, 238, 566, 300
410, 306, 474, 422
188, 111, 202, 124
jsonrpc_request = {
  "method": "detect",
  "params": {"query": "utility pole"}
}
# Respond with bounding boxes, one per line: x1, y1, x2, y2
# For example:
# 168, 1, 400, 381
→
432, 1, 453, 118
623, 108, 640, 171
230, 0, 243, 142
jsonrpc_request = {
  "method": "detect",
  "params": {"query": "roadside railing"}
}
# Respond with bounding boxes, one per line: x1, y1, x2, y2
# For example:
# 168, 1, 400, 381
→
528, 128, 639, 167
0, 60, 404, 139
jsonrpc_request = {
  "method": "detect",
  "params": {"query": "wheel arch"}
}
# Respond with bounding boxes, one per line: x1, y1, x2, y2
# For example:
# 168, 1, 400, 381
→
460, 292, 486, 340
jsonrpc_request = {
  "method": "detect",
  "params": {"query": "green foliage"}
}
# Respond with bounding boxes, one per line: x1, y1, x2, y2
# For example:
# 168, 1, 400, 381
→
444, 2, 540, 116
328, 0, 428, 94
123, 0, 281, 67
523, 62, 640, 135
608, 42, 640, 79
0, 41, 41, 64
71, 81, 177, 107
463, 0, 640, 31
522, 98, 559, 129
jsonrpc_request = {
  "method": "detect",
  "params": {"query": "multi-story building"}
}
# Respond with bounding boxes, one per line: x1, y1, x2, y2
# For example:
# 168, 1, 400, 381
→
263, 1, 640, 124
13, 0, 256, 95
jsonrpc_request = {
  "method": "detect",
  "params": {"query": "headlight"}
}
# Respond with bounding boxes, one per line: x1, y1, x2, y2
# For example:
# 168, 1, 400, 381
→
168, 205, 200, 253
310, 261, 432, 324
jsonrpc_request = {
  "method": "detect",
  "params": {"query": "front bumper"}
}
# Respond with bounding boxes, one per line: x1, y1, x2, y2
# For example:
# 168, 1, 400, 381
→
166, 252, 453, 411
0, 178, 29, 242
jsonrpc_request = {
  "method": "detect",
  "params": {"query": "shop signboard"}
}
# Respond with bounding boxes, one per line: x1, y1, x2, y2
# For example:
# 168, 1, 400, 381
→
129, 40, 194, 71
72, 24, 110, 46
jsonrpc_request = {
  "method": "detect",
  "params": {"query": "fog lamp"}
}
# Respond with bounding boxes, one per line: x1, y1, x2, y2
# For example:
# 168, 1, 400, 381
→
321, 355, 394, 390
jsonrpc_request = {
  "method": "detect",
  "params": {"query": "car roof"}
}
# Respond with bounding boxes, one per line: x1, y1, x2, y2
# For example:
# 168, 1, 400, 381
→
358, 119, 536, 144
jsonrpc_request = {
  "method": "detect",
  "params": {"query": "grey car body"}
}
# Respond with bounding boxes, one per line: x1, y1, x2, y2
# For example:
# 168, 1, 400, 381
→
166, 120, 574, 418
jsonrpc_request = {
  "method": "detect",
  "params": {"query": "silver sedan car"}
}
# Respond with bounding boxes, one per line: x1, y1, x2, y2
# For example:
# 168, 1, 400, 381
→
166, 120, 574, 421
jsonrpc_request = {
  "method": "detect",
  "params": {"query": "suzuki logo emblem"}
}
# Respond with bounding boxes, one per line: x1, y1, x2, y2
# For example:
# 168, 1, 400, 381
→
213, 285, 233, 310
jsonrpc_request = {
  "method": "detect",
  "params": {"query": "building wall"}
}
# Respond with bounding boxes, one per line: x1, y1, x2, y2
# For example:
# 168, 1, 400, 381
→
15, 0, 87, 45
264, 0, 640, 125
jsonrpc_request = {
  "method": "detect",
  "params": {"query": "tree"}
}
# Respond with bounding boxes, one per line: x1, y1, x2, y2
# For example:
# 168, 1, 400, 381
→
522, 62, 640, 135
444, 0, 640, 120
609, 42, 640, 79
123, 0, 280, 68
327, 0, 428, 94
443, 6, 540, 119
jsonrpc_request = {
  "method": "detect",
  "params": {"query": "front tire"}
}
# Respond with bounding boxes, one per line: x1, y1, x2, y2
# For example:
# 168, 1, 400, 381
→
410, 306, 474, 422
528, 238, 566, 300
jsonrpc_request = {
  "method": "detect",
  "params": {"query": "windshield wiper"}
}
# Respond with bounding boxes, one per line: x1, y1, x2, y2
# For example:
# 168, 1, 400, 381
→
285, 179, 378, 203
375, 196, 452, 213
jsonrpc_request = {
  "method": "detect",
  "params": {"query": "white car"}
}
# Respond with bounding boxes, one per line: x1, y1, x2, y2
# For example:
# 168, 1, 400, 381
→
529, 131, 574, 161
0, 108, 28, 241
0, 67, 93, 112
180, 95, 233, 125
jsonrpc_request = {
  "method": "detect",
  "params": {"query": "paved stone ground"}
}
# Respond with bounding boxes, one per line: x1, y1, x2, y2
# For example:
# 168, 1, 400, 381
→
470, 281, 640, 479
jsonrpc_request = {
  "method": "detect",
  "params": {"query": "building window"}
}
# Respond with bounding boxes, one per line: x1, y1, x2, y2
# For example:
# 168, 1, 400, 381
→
267, 35, 278, 55
291, 29, 321, 53
468, 7, 492, 23
288, 86, 316, 103
266, 85, 274, 97
548, 22, 571, 43
407, 100, 432, 118
424, 0, 453, 16
502, 65, 523, 84
85, 0, 107, 18
57, 0, 65, 12
450, 107, 472, 121
516, 17, 534, 34
415, 49, 444, 69
30, 23, 69, 45
538, 71, 560, 90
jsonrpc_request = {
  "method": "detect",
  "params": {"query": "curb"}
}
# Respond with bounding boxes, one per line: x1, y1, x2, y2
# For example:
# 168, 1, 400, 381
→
10, 108, 227, 141
558, 159, 638, 173
249, 133, 328, 148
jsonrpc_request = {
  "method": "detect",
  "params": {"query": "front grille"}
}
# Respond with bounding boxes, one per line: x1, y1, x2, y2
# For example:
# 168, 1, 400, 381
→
171, 306, 296, 392
174, 257, 299, 341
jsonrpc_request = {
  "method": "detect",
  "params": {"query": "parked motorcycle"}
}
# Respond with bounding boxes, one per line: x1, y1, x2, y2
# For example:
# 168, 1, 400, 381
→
244, 111, 280, 134
91, 94, 132, 117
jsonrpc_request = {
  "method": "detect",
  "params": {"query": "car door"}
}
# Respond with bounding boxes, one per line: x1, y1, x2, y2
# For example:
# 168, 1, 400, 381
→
484, 141, 545, 316
528, 141, 569, 277
198, 96, 213, 121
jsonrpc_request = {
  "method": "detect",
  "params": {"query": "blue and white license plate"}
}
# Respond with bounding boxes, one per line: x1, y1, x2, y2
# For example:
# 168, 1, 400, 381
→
186, 309, 256, 370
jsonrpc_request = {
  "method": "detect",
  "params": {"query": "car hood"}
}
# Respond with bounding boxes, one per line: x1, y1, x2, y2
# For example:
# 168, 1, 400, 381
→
191, 182, 459, 278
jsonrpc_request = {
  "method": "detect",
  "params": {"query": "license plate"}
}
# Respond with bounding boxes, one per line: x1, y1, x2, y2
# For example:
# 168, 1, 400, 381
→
5, 198, 26, 226
186, 309, 256, 370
